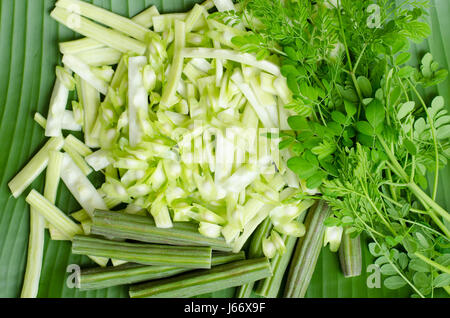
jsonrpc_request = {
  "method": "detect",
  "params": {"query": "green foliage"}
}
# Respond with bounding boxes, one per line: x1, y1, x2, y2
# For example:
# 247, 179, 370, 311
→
221, 0, 450, 298
414, 53, 449, 87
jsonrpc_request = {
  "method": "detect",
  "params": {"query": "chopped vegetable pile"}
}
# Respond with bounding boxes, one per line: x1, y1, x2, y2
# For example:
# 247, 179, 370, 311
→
10, 0, 450, 299
12, 0, 310, 298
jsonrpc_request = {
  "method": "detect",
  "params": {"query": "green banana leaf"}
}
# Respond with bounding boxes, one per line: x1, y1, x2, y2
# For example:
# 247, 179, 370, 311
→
0, 0, 448, 298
